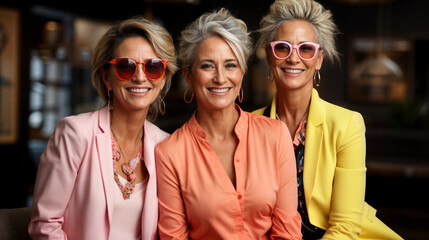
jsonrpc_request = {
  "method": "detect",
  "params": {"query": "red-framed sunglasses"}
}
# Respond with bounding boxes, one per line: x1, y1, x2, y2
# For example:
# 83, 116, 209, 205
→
269, 41, 320, 61
108, 58, 168, 81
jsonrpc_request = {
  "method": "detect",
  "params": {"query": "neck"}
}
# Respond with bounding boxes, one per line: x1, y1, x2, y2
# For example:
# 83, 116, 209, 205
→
195, 104, 239, 140
110, 107, 146, 143
276, 86, 312, 138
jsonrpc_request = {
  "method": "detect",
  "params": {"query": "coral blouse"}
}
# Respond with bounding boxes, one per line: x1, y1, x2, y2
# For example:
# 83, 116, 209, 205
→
155, 107, 302, 240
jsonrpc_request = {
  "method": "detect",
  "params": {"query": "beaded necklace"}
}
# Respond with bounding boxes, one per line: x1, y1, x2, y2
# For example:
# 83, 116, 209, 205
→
110, 130, 143, 199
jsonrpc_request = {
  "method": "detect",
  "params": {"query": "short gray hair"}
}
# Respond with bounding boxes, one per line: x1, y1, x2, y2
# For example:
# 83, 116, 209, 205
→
179, 8, 252, 72
258, 0, 340, 64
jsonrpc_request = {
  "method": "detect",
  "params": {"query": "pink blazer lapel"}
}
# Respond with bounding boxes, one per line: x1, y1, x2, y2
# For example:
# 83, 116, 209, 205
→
96, 106, 114, 227
93, 108, 168, 240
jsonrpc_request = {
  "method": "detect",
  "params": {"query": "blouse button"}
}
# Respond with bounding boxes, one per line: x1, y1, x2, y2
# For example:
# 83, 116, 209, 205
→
237, 193, 242, 199
236, 158, 240, 162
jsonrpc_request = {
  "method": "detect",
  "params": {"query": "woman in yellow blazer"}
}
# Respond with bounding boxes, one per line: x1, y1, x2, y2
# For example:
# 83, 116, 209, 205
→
254, 0, 403, 239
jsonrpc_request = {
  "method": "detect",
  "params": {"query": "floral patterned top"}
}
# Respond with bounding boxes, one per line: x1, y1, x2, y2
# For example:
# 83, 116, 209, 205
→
293, 120, 326, 239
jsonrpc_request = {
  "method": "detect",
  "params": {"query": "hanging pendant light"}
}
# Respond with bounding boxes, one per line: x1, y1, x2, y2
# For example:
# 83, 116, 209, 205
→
355, 54, 403, 79
354, 0, 402, 80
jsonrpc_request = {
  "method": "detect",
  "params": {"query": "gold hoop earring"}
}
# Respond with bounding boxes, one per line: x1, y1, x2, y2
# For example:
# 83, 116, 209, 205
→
237, 87, 244, 103
159, 98, 166, 115
184, 87, 194, 103
313, 70, 321, 87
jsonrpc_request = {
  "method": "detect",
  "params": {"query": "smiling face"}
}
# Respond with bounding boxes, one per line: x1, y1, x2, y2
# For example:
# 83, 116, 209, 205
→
268, 20, 324, 92
183, 36, 245, 112
103, 36, 166, 113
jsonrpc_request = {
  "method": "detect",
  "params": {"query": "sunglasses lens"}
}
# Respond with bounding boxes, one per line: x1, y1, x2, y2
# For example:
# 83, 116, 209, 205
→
144, 59, 165, 80
298, 44, 317, 60
273, 42, 291, 59
116, 59, 136, 80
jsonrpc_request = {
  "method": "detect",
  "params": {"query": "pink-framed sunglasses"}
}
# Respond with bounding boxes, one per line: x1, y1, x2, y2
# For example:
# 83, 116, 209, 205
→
108, 58, 168, 81
269, 41, 321, 61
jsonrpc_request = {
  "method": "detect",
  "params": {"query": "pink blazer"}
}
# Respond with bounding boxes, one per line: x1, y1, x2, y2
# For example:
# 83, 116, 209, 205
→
28, 106, 169, 240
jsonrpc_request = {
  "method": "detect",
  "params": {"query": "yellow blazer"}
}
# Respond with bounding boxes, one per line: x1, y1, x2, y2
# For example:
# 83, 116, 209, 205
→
253, 89, 402, 240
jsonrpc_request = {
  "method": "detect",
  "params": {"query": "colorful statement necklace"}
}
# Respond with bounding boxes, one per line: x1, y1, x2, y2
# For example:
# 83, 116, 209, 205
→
110, 129, 143, 199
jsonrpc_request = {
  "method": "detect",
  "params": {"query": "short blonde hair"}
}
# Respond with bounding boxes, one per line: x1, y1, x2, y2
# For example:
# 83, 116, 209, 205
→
258, 0, 340, 64
92, 16, 178, 121
179, 8, 252, 72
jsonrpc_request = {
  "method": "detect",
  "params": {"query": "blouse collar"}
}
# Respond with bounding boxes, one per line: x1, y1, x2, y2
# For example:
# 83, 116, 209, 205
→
187, 104, 248, 140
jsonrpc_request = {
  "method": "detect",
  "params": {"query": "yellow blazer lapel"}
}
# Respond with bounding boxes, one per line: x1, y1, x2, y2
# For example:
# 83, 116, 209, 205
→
303, 89, 325, 212
269, 93, 278, 119
262, 89, 325, 216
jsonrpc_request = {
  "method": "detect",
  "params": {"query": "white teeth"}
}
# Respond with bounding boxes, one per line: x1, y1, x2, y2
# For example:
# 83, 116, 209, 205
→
128, 88, 149, 93
285, 69, 303, 74
210, 88, 229, 93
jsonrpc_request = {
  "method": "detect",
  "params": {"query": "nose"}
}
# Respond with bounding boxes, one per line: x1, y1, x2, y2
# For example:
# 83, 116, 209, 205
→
287, 48, 301, 63
213, 67, 227, 84
133, 63, 147, 82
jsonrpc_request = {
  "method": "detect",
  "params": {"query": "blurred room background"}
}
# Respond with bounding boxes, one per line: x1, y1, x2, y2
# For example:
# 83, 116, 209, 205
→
0, 0, 428, 238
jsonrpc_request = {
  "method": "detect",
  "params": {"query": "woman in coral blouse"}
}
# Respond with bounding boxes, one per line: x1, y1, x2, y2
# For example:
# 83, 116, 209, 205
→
155, 8, 301, 240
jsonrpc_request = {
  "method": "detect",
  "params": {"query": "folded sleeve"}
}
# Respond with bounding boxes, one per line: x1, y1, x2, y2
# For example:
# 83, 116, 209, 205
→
155, 145, 189, 240
270, 122, 302, 240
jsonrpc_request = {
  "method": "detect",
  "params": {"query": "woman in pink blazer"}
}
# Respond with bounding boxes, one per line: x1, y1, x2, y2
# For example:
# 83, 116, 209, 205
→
28, 16, 178, 240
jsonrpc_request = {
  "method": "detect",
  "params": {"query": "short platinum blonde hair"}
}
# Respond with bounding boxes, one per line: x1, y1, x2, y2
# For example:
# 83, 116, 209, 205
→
92, 16, 178, 121
258, 0, 340, 64
179, 8, 252, 73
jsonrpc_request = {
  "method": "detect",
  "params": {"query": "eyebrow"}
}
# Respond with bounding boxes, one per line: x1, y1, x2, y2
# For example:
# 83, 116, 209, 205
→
199, 59, 238, 64
278, 40, 313, 44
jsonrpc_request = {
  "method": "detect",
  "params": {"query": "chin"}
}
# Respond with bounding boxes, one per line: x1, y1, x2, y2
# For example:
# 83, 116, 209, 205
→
211, 101, 236, 111
278, 79, 308, 90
